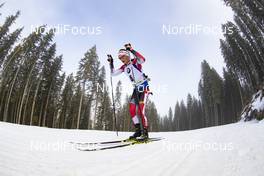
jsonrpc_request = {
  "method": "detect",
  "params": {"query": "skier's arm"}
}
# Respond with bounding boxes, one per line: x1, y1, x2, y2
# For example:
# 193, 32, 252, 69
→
124, 44, 145, 64
108, 54, 124, 76
131, 49, 145, 64
111, 66, 124, 76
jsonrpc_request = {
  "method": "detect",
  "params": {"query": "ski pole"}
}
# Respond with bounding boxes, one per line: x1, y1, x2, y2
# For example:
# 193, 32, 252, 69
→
107, 54, 118, 136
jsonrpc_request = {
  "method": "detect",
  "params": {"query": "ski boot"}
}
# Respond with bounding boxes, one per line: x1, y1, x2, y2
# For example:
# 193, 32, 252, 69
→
137, 128, 149, 141
129, 124, 141, 139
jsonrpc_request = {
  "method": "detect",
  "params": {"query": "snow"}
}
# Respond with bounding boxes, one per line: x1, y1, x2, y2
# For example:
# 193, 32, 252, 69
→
251, 90, 264, 111
241, 89, 264, 121
0, 121, 264, 176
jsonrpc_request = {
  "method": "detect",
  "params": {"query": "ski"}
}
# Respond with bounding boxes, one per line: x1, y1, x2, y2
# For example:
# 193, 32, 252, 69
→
70, 137, 163, 146
75, 137, 163, 151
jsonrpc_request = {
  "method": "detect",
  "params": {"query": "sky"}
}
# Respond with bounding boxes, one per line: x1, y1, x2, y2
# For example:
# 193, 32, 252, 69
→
1, 0, 234, 116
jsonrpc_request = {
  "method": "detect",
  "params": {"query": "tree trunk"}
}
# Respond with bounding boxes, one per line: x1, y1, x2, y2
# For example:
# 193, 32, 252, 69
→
22, 83, 33, 124
94, 93, 98, 129
42, 82, 53, 127
3, 65, 21, 122
17, 62, 36, 124
38, 96, 44, 126
0, 89, 7, 121
77, 81, 85, 129
30, 75, 42, 125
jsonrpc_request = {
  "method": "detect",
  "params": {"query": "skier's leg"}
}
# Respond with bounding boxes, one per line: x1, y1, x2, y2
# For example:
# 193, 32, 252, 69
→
129, 90, 141, 139
137, 91, 149, 138
129, 102, 139, 125
138, 102, 148, 128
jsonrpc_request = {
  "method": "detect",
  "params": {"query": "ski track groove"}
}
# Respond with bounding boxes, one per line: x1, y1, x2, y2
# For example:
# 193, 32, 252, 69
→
157, 150, 194, 176
107, 146, 164, 176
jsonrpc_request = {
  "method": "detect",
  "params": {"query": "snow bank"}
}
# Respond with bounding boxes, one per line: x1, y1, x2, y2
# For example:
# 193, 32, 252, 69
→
241, 87, 264, 121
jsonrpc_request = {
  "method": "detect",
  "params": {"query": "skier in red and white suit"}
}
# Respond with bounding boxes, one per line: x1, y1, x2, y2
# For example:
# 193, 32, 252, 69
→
108, 44, 150, 139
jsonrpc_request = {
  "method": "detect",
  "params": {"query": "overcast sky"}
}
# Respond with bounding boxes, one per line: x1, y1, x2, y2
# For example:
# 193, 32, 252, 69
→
1, 0, 234, 116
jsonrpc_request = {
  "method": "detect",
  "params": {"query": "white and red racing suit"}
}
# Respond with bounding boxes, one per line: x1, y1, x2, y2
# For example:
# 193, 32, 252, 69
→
111, 49, 149, 129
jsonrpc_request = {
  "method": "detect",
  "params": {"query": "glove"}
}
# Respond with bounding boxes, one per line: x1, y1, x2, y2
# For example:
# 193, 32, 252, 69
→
107, 54, 113, 63
107, 54, 114, 69
124, 43, 132, 51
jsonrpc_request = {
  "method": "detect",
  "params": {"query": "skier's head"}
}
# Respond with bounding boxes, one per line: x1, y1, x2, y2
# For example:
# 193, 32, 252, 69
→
118, 49, 130, 64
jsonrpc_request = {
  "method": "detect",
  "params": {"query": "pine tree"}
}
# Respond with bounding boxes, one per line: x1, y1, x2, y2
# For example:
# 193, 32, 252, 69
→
30, 43, 56, 125
186, 94, 193, 129
41, 56, 63, 127
120, 95, 133, 131
1, 29, 42, 123
69, 83, 82, 129
76, 45, 100, 129
221, 0, 264, 91
59, 73, 75, 128
102, 86, 113, 131
223, 69, 243, 123
0, 11, 22, 68
173, 101, 181, 131
145, 101, 159, 132
94, 66, 112, 130
168, 107, 173, 131
198, 60, 224, 127
179, 100, 188, 130
114, 80, 122, 130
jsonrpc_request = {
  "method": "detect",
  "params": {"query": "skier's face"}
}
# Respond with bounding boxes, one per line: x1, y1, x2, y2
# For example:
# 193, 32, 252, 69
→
119, 55, 130, 65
